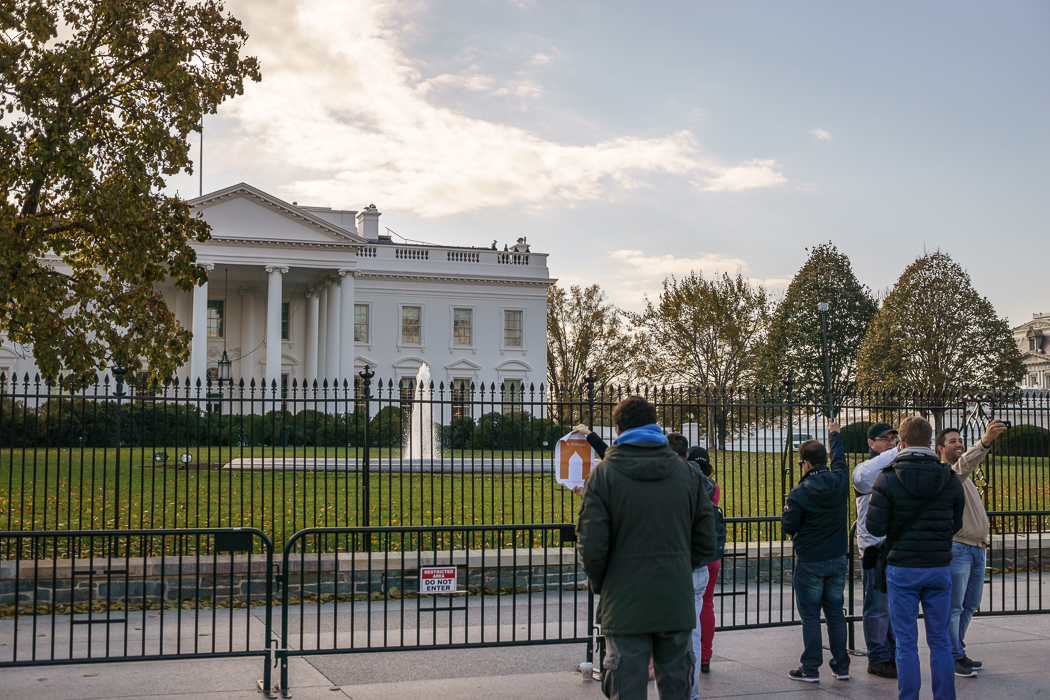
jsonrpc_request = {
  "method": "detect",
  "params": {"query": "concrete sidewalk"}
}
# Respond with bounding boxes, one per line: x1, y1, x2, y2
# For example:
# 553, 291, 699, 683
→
4, 613, 1049, 699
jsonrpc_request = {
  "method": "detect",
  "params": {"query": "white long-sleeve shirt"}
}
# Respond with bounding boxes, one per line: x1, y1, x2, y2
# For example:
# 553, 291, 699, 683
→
853, 446, 900, 551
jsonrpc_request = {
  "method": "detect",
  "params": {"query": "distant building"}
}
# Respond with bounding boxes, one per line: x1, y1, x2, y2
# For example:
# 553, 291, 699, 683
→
0, 183, 555, 411
1013, 312, 1050, 389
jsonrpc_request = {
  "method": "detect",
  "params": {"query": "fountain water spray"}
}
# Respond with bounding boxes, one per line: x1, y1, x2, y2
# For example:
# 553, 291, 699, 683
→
406, 363, 438, 460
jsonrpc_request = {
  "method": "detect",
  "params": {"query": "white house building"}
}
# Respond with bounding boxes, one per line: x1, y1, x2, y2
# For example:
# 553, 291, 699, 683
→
1013, 311, 1050, 390
0, 183, 555, 407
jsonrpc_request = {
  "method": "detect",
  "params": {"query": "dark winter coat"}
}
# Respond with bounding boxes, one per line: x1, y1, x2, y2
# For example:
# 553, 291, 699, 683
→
781, 431, 850, 563
866, 446, 965, 568
576, 440, 716, 635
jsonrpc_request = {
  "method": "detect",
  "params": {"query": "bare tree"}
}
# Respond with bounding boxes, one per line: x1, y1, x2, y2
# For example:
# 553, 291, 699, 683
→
630, 272, 771, 446
546, 284, 640, 423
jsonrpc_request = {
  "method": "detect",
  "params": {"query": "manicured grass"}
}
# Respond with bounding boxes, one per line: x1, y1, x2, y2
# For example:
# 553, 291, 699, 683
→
1, 449, 1047, 552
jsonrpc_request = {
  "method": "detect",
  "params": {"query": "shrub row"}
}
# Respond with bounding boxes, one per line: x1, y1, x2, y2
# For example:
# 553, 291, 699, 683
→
0, 399, 569, 450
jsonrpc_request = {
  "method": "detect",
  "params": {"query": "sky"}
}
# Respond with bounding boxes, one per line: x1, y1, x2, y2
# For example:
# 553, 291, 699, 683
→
165, 0, 1050, 327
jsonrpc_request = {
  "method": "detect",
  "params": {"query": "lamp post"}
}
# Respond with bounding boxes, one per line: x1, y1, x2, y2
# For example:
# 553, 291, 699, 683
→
216, 268, 232, 386
817, 301, 834, 418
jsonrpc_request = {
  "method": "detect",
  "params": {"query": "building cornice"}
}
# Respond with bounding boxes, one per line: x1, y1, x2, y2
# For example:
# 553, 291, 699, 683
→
203, 237, 358, 250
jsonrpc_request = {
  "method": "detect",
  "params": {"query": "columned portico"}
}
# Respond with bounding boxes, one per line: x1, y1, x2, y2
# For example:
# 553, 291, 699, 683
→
338, 269, 355, 382
304, 290, 319, 385
325, 278, 341, 381
265, 265, 288, 389
317, 281, 328, 379
190, 263, 214, 383
239, 286, 257, 385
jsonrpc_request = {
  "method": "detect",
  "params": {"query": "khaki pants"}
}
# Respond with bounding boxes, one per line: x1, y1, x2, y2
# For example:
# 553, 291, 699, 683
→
602, 630, 694, 700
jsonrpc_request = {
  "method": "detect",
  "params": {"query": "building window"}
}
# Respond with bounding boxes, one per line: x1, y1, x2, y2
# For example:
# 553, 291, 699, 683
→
207, 300, 224, 338
354, 304, 369, 342
1030, 337, 1037, 352
453, 308, 472, 346
504, 310, 523, 348
281, 302, 290, 340
401, 306, 421, 344
399, 377, 416, 409
502, 379, 524, 413
451, 378, 471, 419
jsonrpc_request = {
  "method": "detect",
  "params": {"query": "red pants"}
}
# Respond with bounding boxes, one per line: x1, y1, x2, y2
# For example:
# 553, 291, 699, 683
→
700, 560, 720, 661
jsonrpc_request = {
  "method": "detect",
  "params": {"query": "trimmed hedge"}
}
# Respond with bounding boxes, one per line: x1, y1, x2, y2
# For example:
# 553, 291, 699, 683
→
841, 421, 873, 454
995, 424, 1050, 458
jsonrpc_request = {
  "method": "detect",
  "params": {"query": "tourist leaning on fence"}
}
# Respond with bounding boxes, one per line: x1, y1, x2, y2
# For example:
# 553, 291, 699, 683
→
853, 421, 900, 679
781, 420, 851, 683
866, 415, 965, 700
687, 446, 721, 676
935, 419, 1008, 678
576, 396, 717, 700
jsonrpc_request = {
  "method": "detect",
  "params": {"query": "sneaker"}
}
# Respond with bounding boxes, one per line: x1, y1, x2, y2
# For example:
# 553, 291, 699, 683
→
867, 661, 897, 679
700, 660, 711, 674
955, 659, 978, 678
831, 669, 850, 681
788, 667, 819, 683
961, 655, 983, 669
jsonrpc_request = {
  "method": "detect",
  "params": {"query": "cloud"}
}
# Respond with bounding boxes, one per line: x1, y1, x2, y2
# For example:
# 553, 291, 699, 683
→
419, 73, 495, 92
692, 159, 787, 193
218, 0, 786, 217
810, 128, 833, 141
552, 249, 791, 313
528, 52, 555, 66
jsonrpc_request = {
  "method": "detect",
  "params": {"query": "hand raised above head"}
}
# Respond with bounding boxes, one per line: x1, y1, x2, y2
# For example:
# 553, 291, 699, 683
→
828, 420, 841, 434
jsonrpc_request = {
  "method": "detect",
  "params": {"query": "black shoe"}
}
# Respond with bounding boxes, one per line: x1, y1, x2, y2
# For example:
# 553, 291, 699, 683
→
955, 659, 977, 677
700, 660, 711, 674
961, 655, 983, 669
867, 661, 897, 679
788, 667, 819, 683
830, 669, 850, 681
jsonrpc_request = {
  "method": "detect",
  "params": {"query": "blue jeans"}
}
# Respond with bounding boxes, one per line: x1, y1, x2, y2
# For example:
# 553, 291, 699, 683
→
949, 542, 985, 660
862, 567, 896, 664
887, 565, 955, 700
690, 566, 710, 699
793, 556, 849, 675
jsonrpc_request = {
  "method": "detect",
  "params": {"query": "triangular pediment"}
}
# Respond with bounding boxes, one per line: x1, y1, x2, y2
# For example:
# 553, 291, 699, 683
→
445, 359, 483, 372
190, 183, 366, 246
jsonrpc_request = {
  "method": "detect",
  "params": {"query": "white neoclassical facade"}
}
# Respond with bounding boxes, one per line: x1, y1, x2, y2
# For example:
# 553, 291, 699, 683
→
0, 183, 555, 402
1013, 312, 1050, 390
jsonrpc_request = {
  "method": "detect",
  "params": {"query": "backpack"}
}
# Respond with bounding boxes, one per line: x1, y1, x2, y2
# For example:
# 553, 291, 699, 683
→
702, 474, 727, 561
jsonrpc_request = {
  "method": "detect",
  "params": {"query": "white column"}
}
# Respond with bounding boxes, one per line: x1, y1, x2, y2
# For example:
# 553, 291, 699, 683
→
326, 278, 341, 381
317, 281, 328, 378
338, 269, 356, 383
265, 265, 288, 390
239, 286, 256, 384
304, 290, 319, 386
190, 263, 213, 385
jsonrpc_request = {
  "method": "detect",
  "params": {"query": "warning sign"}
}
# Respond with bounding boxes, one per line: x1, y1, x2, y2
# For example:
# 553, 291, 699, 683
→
419, 566, 457, 594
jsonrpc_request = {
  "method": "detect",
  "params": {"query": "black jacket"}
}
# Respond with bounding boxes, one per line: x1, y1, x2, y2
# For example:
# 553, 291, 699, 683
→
781, 431, 850, 563
576, 440, 716, 635
866, 447, 965, 568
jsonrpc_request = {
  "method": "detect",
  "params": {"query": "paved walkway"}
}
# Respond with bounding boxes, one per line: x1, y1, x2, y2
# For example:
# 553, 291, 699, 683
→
4, 612, 1050, 698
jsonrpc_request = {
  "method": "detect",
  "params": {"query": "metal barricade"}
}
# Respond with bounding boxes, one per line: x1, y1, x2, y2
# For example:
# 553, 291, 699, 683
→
277, 524, 593, 696
0, 528, 276, 695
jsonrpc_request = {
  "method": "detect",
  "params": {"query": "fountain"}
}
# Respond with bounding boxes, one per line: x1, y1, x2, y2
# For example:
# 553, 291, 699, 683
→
406, 363, 438, 460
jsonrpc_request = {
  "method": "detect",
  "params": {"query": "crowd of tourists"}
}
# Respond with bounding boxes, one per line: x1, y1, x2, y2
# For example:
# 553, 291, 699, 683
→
572, 393, 1006, 700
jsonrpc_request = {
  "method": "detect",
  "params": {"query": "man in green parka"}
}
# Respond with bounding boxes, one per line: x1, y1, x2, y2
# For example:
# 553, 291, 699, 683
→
576, 395, 717, 699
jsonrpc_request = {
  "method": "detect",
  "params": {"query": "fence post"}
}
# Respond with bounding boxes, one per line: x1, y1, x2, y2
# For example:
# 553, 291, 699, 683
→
583, 369, 597, 665
112, 365, 126, 530
781, 377, 795, 506
359, 365, 374, 530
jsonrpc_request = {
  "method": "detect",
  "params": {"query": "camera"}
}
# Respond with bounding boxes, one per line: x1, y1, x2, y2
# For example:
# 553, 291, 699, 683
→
998, 420, 1011, 429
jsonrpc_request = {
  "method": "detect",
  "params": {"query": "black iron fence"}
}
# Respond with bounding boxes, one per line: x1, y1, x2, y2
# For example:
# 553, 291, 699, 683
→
2, 372, 1049, 546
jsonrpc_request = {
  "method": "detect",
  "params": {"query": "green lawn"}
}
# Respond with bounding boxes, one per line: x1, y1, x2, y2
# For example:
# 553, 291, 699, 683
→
2, 448, 1047, 553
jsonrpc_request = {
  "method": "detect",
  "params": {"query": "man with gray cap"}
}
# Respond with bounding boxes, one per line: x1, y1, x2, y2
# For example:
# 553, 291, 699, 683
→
853, 422, 900, 678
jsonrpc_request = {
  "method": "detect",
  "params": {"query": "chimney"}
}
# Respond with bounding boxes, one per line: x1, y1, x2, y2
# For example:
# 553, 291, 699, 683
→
356, 204, 381, 241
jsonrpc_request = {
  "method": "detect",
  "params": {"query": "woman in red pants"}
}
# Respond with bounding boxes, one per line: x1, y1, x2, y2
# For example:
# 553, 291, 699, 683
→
688, 446, 720, 674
